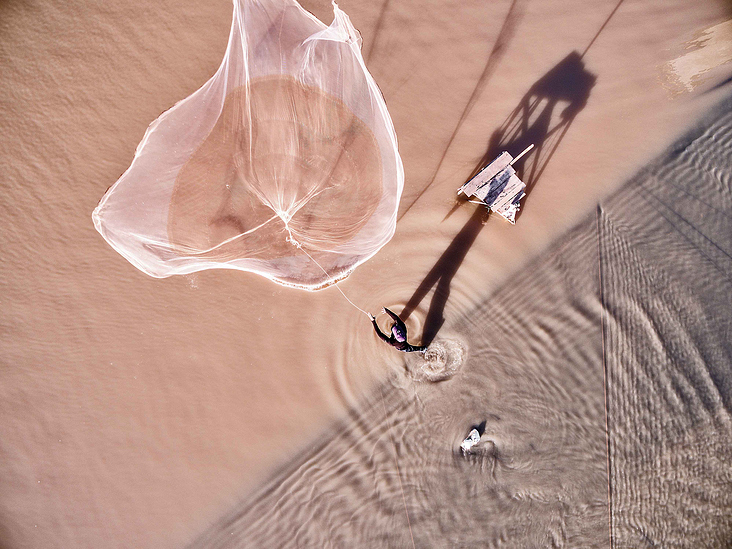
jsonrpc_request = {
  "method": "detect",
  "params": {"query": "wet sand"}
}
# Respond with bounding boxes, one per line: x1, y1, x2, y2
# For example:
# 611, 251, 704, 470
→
1, 0, 731, 547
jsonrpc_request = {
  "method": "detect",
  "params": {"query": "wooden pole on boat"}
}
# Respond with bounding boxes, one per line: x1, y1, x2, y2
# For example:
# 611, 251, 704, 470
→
510, 143, 534, 166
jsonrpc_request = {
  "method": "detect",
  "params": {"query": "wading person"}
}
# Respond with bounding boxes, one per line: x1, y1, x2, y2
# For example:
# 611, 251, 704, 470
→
370, 307, 427, 353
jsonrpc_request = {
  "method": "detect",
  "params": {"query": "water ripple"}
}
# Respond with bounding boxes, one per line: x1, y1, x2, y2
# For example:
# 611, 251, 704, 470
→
405, 337, 467, 382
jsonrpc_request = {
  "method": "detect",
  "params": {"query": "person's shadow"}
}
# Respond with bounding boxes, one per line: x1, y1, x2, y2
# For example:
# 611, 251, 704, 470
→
401, 51, 596, 346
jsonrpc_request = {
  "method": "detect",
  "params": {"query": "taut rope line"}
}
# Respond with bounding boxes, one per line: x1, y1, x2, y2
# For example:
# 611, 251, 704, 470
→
285, 230, 371, 318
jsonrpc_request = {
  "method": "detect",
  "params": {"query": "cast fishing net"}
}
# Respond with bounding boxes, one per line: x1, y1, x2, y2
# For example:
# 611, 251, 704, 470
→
93, 0, 403, 290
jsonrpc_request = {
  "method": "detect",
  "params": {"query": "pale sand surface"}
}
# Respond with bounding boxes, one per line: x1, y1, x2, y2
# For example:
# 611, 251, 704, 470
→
1, 0, 731, 547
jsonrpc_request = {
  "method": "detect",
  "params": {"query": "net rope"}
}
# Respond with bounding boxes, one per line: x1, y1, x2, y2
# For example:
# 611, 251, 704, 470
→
285, 228, 371, 318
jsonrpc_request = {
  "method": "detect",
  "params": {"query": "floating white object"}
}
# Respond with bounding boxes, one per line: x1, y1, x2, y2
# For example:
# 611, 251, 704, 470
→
458, 144, 533, 224
460, 428, 481, 454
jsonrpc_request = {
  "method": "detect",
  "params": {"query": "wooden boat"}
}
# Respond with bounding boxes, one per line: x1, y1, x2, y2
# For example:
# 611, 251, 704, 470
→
457, 144, 534, 224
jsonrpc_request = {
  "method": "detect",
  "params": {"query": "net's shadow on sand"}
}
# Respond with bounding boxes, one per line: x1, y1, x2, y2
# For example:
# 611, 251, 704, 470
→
403, 51, 596, 346
186, 93, 732, 549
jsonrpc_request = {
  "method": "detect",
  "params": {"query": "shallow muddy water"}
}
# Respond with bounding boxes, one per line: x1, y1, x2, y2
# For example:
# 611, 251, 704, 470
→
188, 95, 732, 549
1, 0, 731, 547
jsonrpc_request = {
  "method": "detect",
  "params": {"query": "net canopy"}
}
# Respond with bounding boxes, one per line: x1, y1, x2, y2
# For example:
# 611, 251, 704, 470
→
93, 0, 403, 290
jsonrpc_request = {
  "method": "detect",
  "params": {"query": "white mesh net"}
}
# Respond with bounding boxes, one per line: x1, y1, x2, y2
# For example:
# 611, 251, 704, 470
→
93, 0, 403, 290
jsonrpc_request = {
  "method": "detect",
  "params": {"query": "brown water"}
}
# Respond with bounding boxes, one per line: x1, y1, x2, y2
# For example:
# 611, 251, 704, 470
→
1, 0, 731, 547
184, 98, 732, 548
